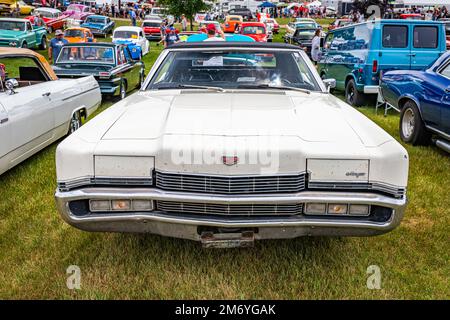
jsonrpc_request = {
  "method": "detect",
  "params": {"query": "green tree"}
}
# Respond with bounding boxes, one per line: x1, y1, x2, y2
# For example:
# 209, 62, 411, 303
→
158, 0, 211, 31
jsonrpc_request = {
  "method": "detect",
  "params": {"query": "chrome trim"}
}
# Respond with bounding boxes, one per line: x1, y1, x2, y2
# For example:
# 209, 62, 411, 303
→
155, 171, 306, 195
426, 125, 450, 140
364, 85, 379, 94
57, 176, 153, 191
308, 181, 406, 198
55, 187, 407, 239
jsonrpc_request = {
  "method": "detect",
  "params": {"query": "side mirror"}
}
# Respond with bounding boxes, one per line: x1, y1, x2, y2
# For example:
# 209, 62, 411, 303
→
323, 78, 336, 92
5, 79, 18, 95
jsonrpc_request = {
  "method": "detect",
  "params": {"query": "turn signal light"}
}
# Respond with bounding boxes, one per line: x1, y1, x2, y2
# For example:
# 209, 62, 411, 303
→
112, 200, 131, 211
328, 204, 348, 214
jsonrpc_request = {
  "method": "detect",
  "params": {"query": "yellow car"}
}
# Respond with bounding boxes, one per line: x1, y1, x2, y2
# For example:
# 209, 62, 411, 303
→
10, 0, 34, 15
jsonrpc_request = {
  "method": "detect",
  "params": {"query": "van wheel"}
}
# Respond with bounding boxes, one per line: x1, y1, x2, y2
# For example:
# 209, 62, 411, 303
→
39, 36, 47, 50
399, 101, 430, 145
345, 79, 366, 107
21, 42, 27, 48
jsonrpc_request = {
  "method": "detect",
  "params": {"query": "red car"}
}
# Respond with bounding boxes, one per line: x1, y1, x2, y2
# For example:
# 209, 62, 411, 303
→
142, 19, 162, 41
239, 22, 267, 42
399, 13, 423, 20
26, 7, 68, 33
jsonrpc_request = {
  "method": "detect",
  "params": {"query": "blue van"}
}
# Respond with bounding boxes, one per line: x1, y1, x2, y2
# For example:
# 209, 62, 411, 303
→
318, 19, 447, 106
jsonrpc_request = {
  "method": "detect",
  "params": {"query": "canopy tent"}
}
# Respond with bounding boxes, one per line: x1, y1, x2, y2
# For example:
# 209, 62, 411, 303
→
258, 1, 277, 8
287, 3, 302, 10
307, 0, 322, 7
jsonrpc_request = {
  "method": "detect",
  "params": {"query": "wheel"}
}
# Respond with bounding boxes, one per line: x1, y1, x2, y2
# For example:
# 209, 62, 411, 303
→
399, 100, 431, 145
119, 80, 127, 100
21, 42, 27, 48
39, 36, 47, 50
69, 111, 82, 134
345, 79, 367, 107
138, 71, 145, 89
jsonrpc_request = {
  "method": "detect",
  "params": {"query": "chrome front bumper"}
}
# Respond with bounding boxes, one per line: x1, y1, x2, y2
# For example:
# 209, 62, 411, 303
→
55, 187, 407, 241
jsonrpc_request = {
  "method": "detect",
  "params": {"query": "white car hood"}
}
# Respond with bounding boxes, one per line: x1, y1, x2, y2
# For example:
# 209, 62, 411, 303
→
100, 90, 392, 147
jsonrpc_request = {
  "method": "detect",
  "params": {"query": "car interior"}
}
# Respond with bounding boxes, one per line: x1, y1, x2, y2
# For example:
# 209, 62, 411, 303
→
0, 57, 48, 90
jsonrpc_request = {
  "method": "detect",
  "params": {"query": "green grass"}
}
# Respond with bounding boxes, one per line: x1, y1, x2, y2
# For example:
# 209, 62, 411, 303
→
0, 18, 449, 300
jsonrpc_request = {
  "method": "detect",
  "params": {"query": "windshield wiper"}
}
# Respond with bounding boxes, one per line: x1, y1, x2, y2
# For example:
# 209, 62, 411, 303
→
157, 84, 226, 92
237, 84, 311, 94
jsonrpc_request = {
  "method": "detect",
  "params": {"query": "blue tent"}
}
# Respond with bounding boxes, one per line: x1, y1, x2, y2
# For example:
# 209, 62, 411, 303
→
258, 1, 277, 8
186, 34, 255, 42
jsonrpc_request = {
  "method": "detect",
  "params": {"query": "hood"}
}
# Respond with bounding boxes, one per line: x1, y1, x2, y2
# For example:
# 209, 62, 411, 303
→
99, 91, 393, 148
82, 23, 105, 29
0, 29, 24, 38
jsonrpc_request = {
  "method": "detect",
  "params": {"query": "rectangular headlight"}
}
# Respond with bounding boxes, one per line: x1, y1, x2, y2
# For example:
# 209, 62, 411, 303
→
305, 203, 327, 215
90, 200, 111, 212
349, 204, 370, 216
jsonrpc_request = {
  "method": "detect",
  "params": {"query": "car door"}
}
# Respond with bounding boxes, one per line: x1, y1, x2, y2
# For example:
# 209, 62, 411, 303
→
0, 58, 54, 168
437, 61, 450, 134
411, 24, 442, 70
0, 102, 11, 161
379, 24, 412, 71
24, 21, 36, 48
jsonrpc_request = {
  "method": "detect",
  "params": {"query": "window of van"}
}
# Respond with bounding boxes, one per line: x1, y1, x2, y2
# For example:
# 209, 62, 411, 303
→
413, 26, 438, 48
382, 25, 408, 48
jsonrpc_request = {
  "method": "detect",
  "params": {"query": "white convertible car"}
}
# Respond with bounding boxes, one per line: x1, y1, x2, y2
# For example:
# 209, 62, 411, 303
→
55, 42, 409, 248
0, 48, 101, 176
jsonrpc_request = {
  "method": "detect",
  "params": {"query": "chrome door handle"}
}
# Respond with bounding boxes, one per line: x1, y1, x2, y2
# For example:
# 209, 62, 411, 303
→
0, 117, 8, 124
42, 92, 51, 97
408, 53, 416, 57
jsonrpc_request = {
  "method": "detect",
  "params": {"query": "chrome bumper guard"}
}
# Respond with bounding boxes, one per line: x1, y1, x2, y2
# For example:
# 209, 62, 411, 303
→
55, 187, 407, 241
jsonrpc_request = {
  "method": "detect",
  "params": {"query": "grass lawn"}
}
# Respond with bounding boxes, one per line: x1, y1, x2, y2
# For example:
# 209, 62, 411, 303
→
0, 19, 449, 299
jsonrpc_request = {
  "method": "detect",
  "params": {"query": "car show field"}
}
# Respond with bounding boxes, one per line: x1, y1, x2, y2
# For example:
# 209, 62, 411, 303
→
0, 18, 449, 300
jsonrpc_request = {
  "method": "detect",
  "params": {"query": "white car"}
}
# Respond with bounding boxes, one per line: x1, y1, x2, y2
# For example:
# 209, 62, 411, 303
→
112, 26, 150, 56
0, 48, 101, 176
55, 42, 409, 248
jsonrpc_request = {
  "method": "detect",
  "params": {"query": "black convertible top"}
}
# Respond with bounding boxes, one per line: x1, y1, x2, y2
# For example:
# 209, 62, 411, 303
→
169, 42, 300, 50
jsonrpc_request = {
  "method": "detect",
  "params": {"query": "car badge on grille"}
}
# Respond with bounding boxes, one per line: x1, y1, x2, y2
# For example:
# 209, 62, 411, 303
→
222, 156, 239, 166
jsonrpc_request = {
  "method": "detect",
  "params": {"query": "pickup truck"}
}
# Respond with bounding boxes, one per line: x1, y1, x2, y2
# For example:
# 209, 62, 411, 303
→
0, 18, 47, 49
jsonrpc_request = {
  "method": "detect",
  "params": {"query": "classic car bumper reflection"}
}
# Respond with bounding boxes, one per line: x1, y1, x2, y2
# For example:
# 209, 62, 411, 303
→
55, 187, 407, 240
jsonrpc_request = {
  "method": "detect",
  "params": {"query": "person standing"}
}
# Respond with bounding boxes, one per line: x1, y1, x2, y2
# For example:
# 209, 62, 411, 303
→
164, 27, 180, 47
181, 14, 187, 32
130, 8, 137, 26
311, 29, 322, 66
48, 30, 68, 64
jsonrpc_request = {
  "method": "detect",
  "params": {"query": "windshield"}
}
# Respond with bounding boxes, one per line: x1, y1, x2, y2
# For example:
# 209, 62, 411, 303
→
0, 21, 25, 31
147, 50, 321, 91
65, 29, 84, 37
243, 26, 265, 34
295, 29, 316, 39
67, 5, 81, 12
37, 10, 54, 18
295, 23, 317, 29
143, 22, 160, 27
86, 17, 106, 24
114, 30, 138, 39
56, 46, 115, 64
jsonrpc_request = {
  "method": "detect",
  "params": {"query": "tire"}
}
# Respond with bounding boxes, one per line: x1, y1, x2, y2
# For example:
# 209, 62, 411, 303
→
69, 111, 82, 134
138, 71, 145, 89
345, 79, 367, 107
119, 80, 127, 100
21, 42, 27, 48
399, 100, 431, 145
39, 36, 47, 50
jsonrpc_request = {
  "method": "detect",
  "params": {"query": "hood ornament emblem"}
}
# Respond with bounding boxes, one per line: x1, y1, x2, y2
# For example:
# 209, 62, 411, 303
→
222, 156, 239, 166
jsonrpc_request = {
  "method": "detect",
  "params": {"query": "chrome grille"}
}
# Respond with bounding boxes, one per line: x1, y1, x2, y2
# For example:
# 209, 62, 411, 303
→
58, 176, 153, 191
157, 201, 303, 216
156, 171, 306, 194
308, 181, 406, 198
